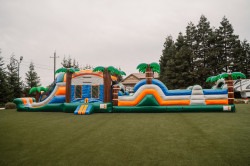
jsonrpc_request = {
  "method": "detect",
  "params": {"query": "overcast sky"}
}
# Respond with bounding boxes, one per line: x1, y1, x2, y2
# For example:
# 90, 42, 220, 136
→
0, 0, 249, 86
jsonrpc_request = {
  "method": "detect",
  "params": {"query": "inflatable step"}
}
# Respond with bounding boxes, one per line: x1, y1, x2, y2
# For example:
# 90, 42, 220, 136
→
74, 104, 93, 115
85, 105, 93, 115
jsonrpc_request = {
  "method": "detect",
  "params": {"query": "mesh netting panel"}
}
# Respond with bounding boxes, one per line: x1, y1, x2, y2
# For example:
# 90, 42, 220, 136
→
91, 86, 99, 98
75, 85, 82, 98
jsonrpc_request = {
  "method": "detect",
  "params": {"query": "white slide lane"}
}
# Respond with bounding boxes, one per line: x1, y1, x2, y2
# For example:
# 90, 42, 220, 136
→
30, 82, 66, 108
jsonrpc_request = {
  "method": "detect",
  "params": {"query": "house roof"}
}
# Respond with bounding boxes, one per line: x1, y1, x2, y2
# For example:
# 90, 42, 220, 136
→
131, 73, 159, 79
121, 73, 159, 84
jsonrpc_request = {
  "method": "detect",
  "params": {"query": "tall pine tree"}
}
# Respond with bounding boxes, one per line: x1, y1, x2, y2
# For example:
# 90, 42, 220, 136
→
61, 56, 79, 68
7, 55, 22, 100
0, 50, 10, 104
196, 15, 213, 86
25, 62, 41, 88
184, 22, 198, 84
239, 40, 250, 77
174, 48, 193, 88
216, 16, 240, 72
159, 36, 177, 89
175, 33, 194, 88
206, 28, 221, 75
159, 15, 249, 88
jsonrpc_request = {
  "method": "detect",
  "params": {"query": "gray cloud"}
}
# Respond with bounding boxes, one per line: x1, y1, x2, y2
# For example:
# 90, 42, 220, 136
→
0, 0, 249, 85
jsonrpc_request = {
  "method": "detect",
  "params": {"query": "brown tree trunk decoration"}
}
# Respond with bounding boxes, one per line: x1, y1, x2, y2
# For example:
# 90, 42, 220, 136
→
35, 92, 40, 102
112, 85, 120, 106
146, 64, 153, 84
66, 72, 73, 103
226, 74, 234, 104
103, 68, 112, 102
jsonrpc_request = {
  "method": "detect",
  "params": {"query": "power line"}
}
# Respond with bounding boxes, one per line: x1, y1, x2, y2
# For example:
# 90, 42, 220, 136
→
21, 63, 53, 71
1, 59, 53, 71
2, 56, 52, 68
21, 60, 52, 67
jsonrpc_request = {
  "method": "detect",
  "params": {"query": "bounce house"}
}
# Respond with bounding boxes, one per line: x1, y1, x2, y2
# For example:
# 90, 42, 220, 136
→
14, 63, 246, 114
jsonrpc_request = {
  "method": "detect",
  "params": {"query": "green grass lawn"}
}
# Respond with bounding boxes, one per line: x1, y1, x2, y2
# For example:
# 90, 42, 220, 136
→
0, 105, 250, 166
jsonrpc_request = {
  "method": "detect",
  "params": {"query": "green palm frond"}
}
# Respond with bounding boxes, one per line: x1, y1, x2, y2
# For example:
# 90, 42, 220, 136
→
69, 67, 80, 73
56, 67, 79, 74
217, 73, 229, 79
93, 66, 105, 73
29, 86, 48, 94
37, 86, 48, 93
107, 66, 116, 73
207, 72, 246, 83
211, 76, 220, 82
150, 62, 160, 73
107, 66, 120, 75
136, 63, 148, 73
231, 72, 246, 80
114, 68, 121, 75
206, 76, 220, 82
206, 76, 212, 82
29, 87, 37, 94
119, 70, 126, 76
55, 67, 67, 74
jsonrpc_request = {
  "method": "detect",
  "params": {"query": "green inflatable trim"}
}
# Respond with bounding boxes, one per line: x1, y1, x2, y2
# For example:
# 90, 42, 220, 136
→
63, 102, 113, 113
137, 95, 159, 106
16, 103, 64, 112
13, 97, 235, 114
113, 105, 235, 113
14, 98, 113, 114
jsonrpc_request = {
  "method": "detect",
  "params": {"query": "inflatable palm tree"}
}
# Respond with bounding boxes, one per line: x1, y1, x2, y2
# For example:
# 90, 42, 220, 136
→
118, 70, 126, 77
55, 67, 80, 103
206, 72, 246, 104
93, 66, 125, 102
136, 62, 160, 84
206, 76, 219, 83
29, 86, 48, 102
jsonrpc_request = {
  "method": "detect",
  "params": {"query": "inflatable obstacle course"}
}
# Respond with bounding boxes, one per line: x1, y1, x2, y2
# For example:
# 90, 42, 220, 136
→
13, 64, 246, 114
113, 79, 234, 112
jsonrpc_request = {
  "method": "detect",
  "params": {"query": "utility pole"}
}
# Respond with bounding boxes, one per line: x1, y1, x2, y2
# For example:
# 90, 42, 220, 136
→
13, 55, 23, 86
13, 55, 23, 97
50, 51, 59, 80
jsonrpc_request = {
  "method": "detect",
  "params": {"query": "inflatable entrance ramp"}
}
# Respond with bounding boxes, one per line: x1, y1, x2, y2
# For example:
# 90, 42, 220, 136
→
74, 104, 93, 115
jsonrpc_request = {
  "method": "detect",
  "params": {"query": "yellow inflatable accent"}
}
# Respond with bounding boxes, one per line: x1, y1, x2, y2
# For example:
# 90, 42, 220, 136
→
118, 89, 190, 106
63, 73, 67, 82
78, 105, 88, 115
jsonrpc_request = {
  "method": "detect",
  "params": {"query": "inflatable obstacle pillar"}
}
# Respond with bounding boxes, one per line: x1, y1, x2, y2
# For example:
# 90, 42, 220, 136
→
66, 72, 73, 103
112, 85, 120, 106
103, 68, 112, 102
146, 64, 153, 84
226, 75, 234, 104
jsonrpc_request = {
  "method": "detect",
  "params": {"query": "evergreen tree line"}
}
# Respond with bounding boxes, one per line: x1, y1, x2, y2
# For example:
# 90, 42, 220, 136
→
0, 52, 80, 105
159, 15, 250, 89
0, 52, 41, 105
